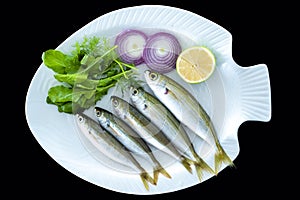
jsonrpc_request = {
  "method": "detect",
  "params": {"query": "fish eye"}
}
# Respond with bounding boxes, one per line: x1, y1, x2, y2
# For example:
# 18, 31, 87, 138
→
95, 109, 101, 117
149, 72, 158, 80
78, 115, 83, 122
132, 89, 139, 96
96, 111, 101, 116
112, 99, 119, 107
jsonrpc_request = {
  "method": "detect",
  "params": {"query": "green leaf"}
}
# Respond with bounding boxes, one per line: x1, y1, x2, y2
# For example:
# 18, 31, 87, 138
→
42, 50, 68, 74
64, 55, 81, 74
44, 35, 135, 114
95, 83, 116, 101
54, 73, 89, 86
57, 102, 73, 114
42, 50, 80, 74
72, 36, 100, 56
47, 85, 73, 103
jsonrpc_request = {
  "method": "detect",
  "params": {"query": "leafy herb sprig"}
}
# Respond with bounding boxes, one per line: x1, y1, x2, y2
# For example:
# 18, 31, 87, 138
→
42, 36, 136, 114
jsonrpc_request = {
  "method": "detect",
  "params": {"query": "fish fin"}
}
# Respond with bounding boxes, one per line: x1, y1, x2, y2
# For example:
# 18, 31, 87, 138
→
153, 166, 172, 183
140, 175, 149, 191
140, 172, 156, 191
180, 156, 193, 174
190, 144, 215, 177
214, 143, 235, 174
153, 171, 158, 185
193, 158, 215, 182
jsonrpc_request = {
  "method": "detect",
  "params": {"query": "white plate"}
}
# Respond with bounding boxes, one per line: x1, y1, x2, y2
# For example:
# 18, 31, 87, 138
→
25, 5, 271, 195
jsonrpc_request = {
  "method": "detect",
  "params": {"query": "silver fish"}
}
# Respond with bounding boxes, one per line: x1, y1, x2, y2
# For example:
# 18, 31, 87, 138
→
129, 86, 215, 180
75, 112, 154, 190
144, 70, 234, 173
94, 107, 172, 184
110, 96, 194, 178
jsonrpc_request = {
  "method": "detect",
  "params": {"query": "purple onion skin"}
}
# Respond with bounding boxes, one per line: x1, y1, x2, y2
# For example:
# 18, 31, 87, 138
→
142, 32, 182, 73
114, 29, 148, 65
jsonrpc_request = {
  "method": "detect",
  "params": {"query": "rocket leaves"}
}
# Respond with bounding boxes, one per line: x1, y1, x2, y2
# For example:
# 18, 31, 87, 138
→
42, 36, 135, 114
42, 50, 81, 74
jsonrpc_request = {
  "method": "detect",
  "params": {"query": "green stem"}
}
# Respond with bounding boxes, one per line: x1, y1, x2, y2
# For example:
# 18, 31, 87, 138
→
97, 70, 131, 87
119, 62, 138, 70
114, 59, 128, 79
96, 82, 116, 92
79, 45, 118, 74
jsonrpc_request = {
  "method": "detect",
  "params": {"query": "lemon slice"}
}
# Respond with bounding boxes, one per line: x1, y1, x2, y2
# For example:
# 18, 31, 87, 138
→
176, 46, 216, 83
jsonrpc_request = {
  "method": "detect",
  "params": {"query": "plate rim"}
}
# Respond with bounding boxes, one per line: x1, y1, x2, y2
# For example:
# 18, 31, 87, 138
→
25, 5, 267, 195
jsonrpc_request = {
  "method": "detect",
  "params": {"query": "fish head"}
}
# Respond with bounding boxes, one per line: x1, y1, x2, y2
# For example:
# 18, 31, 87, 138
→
75, 113, 86, 126
110, 96, 120, 108
94, 107, 107, 124
144, 70, 167, 94
129, 86, 144, 105
144, 70, 159, 83
75, 113, 92, 133
110, 96, 126, 118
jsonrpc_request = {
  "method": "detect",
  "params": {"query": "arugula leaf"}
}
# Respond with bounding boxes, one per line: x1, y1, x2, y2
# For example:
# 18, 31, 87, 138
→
54, 73, 89, 85
58, 102, 73, 113
42, 50, 80, 74
43, 35, 136, 114
47, 85, 73, 104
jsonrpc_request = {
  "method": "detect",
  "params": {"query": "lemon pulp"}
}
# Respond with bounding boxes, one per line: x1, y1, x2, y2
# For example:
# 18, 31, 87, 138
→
176, 46, 216, 83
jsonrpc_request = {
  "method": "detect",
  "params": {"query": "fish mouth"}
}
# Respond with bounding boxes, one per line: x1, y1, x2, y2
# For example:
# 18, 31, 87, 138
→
110, 95, 116, 101
144, 70, 151, 80
144, 70, 151, 74
129, 86, 134, 94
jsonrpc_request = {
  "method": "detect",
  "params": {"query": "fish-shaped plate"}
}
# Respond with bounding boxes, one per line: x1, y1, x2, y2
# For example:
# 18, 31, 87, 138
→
25, 5, 271, 195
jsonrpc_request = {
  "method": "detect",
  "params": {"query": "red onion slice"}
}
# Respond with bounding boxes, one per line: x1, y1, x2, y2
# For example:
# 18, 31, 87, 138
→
143, 32, 182, 73
114, 29, 147, 65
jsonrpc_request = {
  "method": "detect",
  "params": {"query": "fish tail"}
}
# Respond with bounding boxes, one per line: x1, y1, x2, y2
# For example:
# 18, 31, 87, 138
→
191, 145, 215, 177
193, 158, 215, 182
153, 166, 172, 184
214, 143, 235, 174
140, 171, 156, 191
180, 156, 193, 174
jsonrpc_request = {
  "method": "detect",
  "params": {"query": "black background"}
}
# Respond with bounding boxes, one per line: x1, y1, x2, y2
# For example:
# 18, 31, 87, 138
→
10, 0, 287, 198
